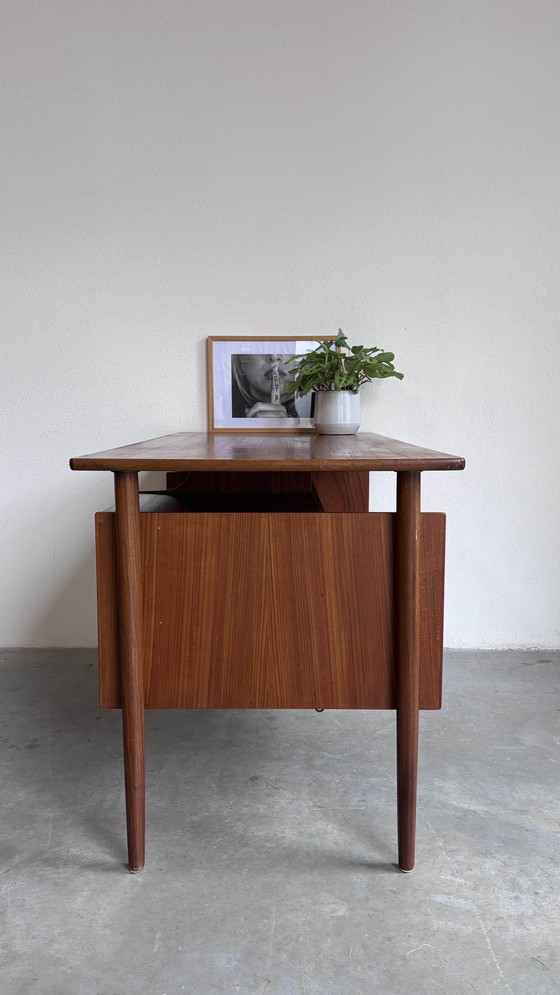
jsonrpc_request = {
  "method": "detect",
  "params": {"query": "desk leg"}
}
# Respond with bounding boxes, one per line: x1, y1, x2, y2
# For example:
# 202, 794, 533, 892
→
395, 471, 421, 871
114, 472, 145, 872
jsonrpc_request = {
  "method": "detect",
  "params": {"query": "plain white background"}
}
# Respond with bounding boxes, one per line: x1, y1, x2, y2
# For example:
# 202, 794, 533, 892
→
1, 0, 558, 648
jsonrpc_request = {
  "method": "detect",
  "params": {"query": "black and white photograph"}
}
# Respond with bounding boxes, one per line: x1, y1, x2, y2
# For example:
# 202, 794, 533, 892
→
207, 336, 334, 432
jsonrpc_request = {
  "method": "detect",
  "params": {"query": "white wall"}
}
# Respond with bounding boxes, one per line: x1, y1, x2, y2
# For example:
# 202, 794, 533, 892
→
1, 0, 558, 648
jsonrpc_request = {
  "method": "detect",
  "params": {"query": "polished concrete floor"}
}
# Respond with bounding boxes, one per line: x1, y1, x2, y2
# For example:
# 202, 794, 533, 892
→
0, 649, 558, 995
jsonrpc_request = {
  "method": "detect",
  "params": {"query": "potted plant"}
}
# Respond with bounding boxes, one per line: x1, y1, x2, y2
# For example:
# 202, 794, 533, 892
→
285, 329, 403, 434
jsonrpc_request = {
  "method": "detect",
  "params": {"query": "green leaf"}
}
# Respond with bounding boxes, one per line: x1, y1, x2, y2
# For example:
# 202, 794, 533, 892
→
281, 330, 403, 393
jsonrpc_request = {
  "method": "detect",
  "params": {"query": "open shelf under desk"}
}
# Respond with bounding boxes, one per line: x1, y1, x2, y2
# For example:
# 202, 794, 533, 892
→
133, 491, 322, 513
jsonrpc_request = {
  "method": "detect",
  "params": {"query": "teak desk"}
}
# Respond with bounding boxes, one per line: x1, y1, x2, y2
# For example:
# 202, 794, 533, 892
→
70, 432, 464, 873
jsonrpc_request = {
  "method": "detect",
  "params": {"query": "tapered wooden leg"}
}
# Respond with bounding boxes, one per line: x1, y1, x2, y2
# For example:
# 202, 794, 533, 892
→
395, 471, 421, 871
114, 471, 145, 872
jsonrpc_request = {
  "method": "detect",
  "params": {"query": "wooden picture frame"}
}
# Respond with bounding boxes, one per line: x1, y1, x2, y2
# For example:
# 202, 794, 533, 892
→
207, 336, 335, 433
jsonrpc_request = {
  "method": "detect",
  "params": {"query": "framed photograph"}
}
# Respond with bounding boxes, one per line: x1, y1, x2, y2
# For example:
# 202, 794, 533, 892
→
207, 336, 335, 433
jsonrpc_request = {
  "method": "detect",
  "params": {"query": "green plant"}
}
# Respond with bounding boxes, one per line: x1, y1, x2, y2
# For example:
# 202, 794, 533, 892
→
284, 329, 404, 395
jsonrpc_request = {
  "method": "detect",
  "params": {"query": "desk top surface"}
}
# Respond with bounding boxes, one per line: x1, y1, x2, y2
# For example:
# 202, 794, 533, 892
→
70, 432, 465, 472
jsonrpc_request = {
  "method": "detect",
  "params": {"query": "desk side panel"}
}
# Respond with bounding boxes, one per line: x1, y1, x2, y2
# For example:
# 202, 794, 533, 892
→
311, 471, 369, 511
96, 512, 444, 710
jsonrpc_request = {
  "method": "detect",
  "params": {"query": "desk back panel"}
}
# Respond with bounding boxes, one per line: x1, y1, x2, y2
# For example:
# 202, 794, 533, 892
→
95, 511, 445, 710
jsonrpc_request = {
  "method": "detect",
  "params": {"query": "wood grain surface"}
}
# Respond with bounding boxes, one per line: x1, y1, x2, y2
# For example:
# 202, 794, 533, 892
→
395, 471, 421, 871
113, 473, 145, 872
96, 511, 445, 710
311, 471, 369, 511
71, 432, 465, 472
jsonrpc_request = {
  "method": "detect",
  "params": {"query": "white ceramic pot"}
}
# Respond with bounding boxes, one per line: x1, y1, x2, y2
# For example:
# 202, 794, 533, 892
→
313, 390, 361, 435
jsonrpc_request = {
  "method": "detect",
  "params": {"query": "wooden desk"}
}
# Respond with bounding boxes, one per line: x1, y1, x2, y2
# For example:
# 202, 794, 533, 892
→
70, 432, 465, 873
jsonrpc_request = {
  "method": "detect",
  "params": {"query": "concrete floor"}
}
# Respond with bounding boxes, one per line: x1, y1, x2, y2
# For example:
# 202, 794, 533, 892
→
0, 650, 558, 995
